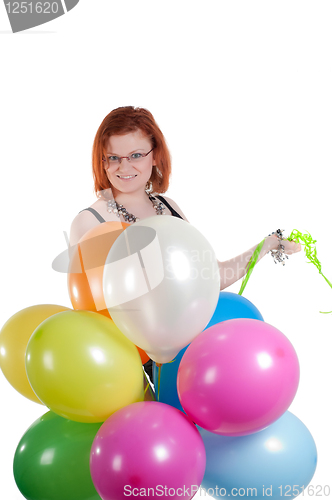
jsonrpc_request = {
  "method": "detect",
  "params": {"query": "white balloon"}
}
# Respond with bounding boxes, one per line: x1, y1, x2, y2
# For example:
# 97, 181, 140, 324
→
103, 216, 220, 363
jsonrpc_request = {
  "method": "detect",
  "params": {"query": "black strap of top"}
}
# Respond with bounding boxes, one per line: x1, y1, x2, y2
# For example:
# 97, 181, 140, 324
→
155, 195, 184, 220
79, 207, 106, 223
79, 196, 183, 223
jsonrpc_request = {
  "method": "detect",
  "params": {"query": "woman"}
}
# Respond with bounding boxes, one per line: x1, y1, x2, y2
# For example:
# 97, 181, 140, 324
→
70, 105, 300, 270
69, 106, 301, 381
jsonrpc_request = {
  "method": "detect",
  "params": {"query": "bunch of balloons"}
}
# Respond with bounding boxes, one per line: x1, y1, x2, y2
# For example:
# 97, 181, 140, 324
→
0, 216, 317, 500
154, 291, 317, 499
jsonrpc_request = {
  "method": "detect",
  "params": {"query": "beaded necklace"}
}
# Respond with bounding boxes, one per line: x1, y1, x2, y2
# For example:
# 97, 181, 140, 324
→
106, 192, 166, 223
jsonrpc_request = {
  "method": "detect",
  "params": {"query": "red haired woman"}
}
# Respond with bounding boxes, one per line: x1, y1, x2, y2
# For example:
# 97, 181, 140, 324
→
70, 105, 300, 261
69, 106, 301, 380
70, 106, 183, 245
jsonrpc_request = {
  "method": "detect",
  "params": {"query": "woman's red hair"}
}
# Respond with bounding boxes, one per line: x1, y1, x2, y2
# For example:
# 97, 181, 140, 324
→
92, 107, 171, 195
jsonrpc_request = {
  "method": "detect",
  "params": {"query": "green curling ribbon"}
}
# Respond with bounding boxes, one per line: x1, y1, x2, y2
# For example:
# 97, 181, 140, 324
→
157, 364, 161, 401
287, 229, 332, 314
238, 238, 265, 296
238, 229, 332, 314
143, 368, 156, 401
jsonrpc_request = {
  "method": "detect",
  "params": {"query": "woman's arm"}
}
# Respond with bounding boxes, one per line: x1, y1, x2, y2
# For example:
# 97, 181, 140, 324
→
218, 235, 302, 290
162, 197, 302, 290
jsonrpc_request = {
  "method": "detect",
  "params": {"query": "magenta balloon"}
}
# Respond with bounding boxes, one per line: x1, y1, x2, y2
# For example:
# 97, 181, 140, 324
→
177, 318, 300, 436
90, 402, 206, 500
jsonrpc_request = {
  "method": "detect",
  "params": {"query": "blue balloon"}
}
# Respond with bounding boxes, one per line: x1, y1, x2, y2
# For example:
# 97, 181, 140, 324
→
205, 291, 264, 328
153, 292, 264, 411
199, 411, 317, 499
153, 345, 188, 412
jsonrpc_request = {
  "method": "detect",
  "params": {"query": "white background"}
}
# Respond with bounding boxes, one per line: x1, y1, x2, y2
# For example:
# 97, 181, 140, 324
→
0, 1, 331, 499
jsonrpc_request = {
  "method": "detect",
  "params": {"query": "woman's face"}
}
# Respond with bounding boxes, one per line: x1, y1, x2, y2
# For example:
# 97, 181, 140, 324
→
104, 130, 155, 198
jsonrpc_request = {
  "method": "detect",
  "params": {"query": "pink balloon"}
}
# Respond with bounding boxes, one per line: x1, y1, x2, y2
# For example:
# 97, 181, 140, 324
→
177, 318, 300, 436
90, 402, 206, 500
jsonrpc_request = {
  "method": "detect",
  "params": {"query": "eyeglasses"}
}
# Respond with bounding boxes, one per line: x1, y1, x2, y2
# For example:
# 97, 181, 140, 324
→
103, 148, 154, 167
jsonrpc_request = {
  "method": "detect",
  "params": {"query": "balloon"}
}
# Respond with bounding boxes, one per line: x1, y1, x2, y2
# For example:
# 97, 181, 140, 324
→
68, 221, 129, 316
67, 221, 149, 364
153, 345, 188, 412
26, 310, 144, 422
199, 411, 317, 499
153, 292, 264, 411
205, 291, 264, 328
14, 411, 102, 500
178, 318, 300, 436
90, 401, 206, 500
138, 349, 150, 366
0, 304, 70, 404
103, 216, 220, 363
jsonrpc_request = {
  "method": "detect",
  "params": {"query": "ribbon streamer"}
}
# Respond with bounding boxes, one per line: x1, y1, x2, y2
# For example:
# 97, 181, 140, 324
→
238, 238, 265, 296
238, 229, 331, 314
287, 229, 332, 314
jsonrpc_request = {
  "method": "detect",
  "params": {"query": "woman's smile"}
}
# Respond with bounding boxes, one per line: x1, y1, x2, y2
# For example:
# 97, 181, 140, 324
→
116, 174, 138, 180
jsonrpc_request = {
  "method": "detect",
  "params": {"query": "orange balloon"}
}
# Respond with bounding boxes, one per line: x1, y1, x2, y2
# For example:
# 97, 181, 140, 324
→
68, 221, 127, 314
68, 221, 150, 365
135, 347, 149, 365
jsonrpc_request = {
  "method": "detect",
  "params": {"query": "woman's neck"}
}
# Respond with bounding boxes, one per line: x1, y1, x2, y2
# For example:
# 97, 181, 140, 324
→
113, 189, 152, 207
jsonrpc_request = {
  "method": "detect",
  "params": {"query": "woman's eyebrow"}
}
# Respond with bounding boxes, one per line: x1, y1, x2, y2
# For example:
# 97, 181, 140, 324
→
106, 148, 145, 155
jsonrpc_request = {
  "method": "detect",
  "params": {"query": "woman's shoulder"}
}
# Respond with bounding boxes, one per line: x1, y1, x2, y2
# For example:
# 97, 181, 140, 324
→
157, 194, 189, 222
70, 198, 118, 246
69, 210, 100, 247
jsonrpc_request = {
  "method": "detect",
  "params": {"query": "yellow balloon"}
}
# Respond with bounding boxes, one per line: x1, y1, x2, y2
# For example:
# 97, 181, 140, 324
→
0, 304, 70, 404
25, 310, 144, 422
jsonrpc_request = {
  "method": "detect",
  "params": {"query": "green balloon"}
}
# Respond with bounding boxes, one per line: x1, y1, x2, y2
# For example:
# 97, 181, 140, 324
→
13, 411, 102, 500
